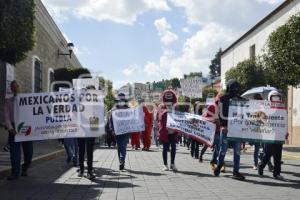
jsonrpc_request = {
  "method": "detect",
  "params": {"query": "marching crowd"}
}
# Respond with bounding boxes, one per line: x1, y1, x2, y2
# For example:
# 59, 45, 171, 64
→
3, 79, 286, 181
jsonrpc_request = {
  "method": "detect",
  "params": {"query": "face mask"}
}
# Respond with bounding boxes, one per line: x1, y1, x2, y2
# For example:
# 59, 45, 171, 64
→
118, 101, 126, 106
271, 95, 281, 102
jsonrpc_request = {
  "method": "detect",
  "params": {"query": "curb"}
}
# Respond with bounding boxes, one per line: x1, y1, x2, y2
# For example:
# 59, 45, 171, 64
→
0, 149, 65, 179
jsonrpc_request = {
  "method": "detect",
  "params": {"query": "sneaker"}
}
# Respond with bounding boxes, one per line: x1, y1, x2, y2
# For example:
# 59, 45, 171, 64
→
210, 161, 216, 170
119, 163, 125, 171
170, 164, 178, 172
221, 164, 226, 173
232, 172, 245, 180
21, 170, 28, 177
87, 172, 96, 180
7, 174, 19, 181
199, 156, 203, 162
253, 165, 258, 170
3, 145, 9, 152
214, 166, 221, 177
258, 164, 264, 176
268, 165, 274, 172
78, 170, 84, 177
162, 165, 169, 171
274, 174, 284, 180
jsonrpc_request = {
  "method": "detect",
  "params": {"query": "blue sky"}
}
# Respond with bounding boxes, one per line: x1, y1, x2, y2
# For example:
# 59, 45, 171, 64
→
42, 0, 283, 89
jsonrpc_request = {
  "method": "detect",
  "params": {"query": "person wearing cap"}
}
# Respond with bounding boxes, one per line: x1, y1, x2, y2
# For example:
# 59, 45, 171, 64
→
157, 89, 178, 171
214, 79, 245, 180
258, 91, 285, 180
110, 93, 131, 170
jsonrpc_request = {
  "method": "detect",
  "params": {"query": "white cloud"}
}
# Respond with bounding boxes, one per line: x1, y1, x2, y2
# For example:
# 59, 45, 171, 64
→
143, 61, 162, 77
42, 0, 170, 25
122, 65, 139, 76
169, 0, 283, 30
256, 0, 282, 4
154, 17, 178, 45
149, 22, 238, 79
182, 27, 190, 33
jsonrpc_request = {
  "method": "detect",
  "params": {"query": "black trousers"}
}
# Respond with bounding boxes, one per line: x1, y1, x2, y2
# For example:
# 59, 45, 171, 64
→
162, 134, 177, 165
190, 139, 199, 158
78, 138, 95, 173
261, 143, 282, 176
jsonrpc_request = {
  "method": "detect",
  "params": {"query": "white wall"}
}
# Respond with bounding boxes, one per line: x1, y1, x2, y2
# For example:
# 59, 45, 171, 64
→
221, 0, 300, 88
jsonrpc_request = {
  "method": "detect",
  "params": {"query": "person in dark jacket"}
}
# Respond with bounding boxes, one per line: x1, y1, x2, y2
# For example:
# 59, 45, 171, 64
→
213, 79, 245, 180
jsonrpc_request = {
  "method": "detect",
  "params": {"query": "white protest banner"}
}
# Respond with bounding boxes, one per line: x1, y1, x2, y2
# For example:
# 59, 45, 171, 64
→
73, 78, 99, 90
180, 79, 203, 98
14, 90, 105, 142
167, 112, 216, 147
228, 100, 287, 143
112, 106, 145, 135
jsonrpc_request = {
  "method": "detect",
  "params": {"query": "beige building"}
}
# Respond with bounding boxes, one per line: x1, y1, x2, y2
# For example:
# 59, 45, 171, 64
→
221, 0, 300, 145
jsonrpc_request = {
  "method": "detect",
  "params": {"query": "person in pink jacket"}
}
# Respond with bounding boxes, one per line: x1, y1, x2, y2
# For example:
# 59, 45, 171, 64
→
157, 89, 178, 171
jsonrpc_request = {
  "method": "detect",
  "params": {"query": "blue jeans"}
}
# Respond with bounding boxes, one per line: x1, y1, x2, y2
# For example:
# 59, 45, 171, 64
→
8, 134, 33, 175
211, 132, 220, 163
217, 129, 241, 173
63, 138, 78, 163
116, 134, 129, 164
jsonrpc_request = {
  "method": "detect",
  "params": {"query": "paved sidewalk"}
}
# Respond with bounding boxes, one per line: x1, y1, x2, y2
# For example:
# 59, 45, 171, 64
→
0, 145, 299, 200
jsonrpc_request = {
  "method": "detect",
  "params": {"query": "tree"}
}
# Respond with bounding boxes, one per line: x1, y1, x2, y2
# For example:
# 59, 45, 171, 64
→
0, 0, 35, 121
170, 78, 180, 89
225, 59, 267, 93
0, 0, 35, 64
53, 67, 91, 91
104, 80, 115, 111
263, 14, 300, 90
209, 48, 222, 77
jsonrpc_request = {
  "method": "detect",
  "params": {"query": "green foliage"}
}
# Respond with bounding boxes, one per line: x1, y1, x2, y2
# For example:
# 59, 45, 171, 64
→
103, 79, 115, 111
225, 59, 267, 93
0, 0, 35, 64
53, 67, 91, 90
264, 14, 300, 89
209, 48, 222, 77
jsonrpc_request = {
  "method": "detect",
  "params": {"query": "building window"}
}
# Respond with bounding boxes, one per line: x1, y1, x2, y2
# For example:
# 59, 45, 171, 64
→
32, 56, 43, 93
48, 68, 54, 91
250, 44, 256, 60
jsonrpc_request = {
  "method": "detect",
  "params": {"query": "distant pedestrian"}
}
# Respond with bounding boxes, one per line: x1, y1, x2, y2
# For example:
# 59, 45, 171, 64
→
4, 80, 33, 180
142, 105, 153, 151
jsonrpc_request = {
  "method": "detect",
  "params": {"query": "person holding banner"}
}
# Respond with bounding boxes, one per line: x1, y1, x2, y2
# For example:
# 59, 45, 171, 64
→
77, 86, 97, 180
158, 89, 178, 171
202, 93, 223, 169
258, 91, 285, 180
4, 80, 33, 180
111, 93, 131, 171
213, 79, 245, 180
